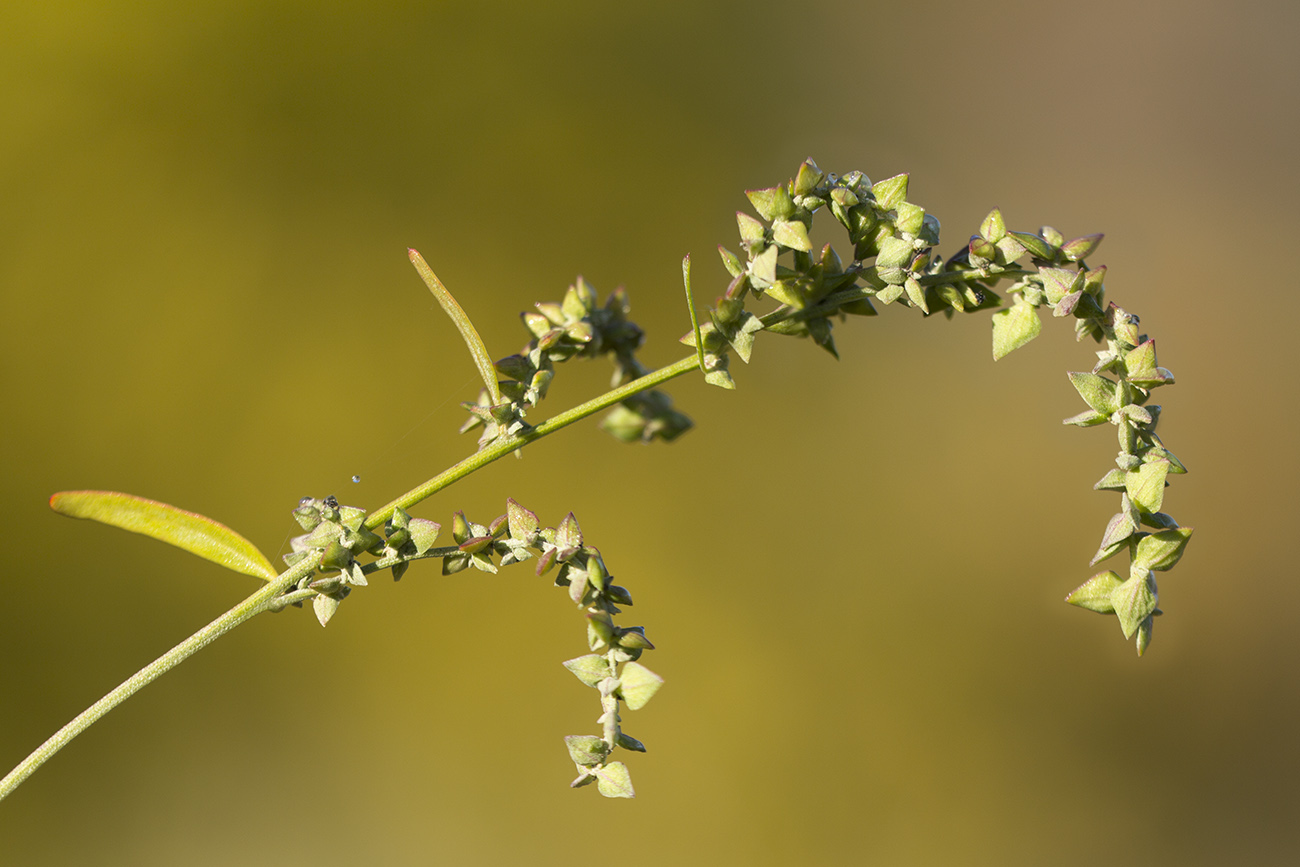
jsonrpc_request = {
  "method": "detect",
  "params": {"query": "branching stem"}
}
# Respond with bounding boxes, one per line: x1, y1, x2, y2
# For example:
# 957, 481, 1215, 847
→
1, 352, 702, 802
365, 353, 702, 529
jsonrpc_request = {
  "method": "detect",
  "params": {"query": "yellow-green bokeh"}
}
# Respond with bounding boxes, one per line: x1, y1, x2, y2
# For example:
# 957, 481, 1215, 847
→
3, 1, 1298, 864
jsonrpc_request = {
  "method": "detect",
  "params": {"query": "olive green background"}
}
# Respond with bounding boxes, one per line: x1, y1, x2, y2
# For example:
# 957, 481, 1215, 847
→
3, 1, 1297, 864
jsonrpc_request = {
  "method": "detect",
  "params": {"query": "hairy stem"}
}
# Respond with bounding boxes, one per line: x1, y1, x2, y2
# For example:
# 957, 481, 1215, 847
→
2, 353, 702, 802
0, 553, 323, 803
365, 353, 702, 529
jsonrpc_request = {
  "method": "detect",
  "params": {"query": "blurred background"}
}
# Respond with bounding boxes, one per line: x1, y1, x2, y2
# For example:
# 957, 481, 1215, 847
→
2, 0, 1297, 863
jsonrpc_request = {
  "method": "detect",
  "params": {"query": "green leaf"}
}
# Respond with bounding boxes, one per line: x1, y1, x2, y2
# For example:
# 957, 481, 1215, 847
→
1127, 368, 1175, 389
724, 311, 764, 363
992, 301, 1042, 360
904, 277, 929, 313
875, 236, 914, 270
871, 173, 909, 209
409, 249, 502, 405
1135, 614, 1154, 656
704, 368, 736, 389
895, 202, 926, 236
1009, 231, 1054, 260
557, 512, 583, 550
1125, 460, 1171, 514
1124, 339, 1157, 376
407, 518, 442, 555
617, 661, 663, 711
506, 499, 539, 543
562, 654, 611, 688
616, 731, 646, 752
876, 283, 904, 305
1091, 511, 1138, 565
995, 234, 1026, 262
1133, 527, 1194, 572
746, 186, 795, 221
312, 592, 341, 626
749, 245, 778, 289
1061, 233, 1104, 261
1039, 268, 1082, 305
564, 735, 611, 767
1062, 409, 1109, 427
1093, 469, 1128, 491
1066, 570, 1124, 613
793, 158, 824, 196
764, 279, 806, 309
718, 245, 744, 278
1068, 372, 1120, 415
49, 490, 277, 581
736, 212, 766, 246
979, 208, 1006, 243
594, 761, 635, 799
1147, 445, 1188, 474
1110, 572, 1157, 640
772, 219, 812, 252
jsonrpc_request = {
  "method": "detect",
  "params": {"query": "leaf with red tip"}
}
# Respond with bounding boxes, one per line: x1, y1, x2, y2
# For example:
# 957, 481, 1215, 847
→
49, 490, 278, 581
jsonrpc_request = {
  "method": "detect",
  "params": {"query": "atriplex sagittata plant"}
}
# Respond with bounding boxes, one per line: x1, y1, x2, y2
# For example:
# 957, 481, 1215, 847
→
1, 158, 1191, 802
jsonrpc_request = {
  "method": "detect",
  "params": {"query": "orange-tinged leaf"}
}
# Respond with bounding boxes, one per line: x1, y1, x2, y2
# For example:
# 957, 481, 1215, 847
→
49, 490, 278, 581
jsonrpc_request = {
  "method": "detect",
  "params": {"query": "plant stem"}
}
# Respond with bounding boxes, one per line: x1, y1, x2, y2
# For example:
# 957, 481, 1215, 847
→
1, 353, 703, 802
758, 268, 1030, 330
0, 553, 323, 803
1, 262, 1015, 803
364, 353, 702, 529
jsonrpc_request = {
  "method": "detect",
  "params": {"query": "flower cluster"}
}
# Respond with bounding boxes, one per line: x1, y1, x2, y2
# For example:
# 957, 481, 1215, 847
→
283, 496, 660, 797
688, 159, 1191, 653
461, 278, 691, 449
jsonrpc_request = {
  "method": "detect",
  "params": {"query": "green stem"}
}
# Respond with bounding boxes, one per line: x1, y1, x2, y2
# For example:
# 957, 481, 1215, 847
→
0, 354, 703, 802
758, 267, 1031, 330
0, 552, 323, 803
365, 353, 702, 529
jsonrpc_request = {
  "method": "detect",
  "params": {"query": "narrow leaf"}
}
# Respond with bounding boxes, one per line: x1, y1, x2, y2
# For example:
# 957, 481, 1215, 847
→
1136, 614, 1154, 656
1010, 231, 1054, 259
1066, 570, 1124, 613
1062, 409, 1109, 427
682, 255, 707, 375
50, 490, 277, 581
409, 249, 502, 404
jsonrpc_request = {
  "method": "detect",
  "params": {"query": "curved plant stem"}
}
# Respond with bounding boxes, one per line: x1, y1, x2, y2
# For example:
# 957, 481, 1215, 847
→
2, 268, 1017, 803
364, 353, 702, 529
0, 553, 323, 803
758, 268, 1031, 331
1, 353, 701, 803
